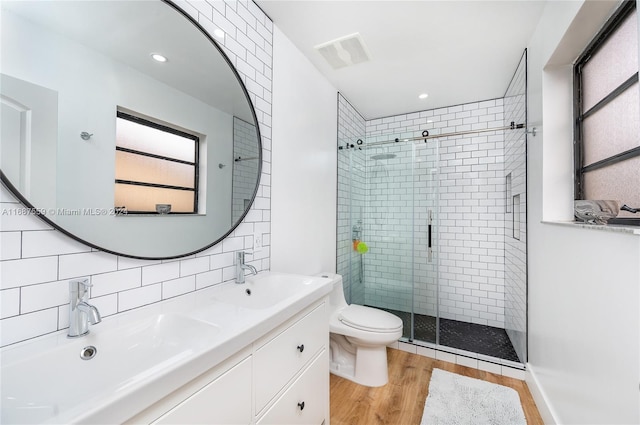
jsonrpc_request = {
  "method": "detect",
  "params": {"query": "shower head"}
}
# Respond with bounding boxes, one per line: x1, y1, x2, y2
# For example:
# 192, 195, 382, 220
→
370, 153, 396, 160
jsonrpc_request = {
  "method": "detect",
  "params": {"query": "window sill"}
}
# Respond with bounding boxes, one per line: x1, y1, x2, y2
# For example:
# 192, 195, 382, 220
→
542, 220, 640, 235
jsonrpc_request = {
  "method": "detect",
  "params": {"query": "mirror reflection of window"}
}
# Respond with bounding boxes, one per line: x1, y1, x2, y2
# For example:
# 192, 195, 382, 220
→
114, 110, 199, 214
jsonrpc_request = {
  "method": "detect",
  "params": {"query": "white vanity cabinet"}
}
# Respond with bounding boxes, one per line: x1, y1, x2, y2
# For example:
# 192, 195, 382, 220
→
257, 350, 328, 425
126, 297, 329, 425
254, 301, 327, 414
153, 356, 252, 425
125, 347, 253, 425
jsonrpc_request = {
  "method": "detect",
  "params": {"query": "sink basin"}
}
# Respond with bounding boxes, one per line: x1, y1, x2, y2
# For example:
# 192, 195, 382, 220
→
1, 313, 219, 424
211, 273, 319, 309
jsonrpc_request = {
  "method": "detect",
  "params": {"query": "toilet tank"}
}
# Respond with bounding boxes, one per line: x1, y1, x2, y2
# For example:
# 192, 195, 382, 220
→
315, 273, 347, 310
318, 273, 347, 310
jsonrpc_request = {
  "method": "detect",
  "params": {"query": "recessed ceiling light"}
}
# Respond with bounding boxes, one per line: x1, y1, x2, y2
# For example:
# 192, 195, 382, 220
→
151, 53, 168, 63
213, 29, 225, 39
418, 93, 429, 100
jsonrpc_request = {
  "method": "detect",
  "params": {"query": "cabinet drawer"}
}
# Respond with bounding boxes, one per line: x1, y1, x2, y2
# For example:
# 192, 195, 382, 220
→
257, 350, 328, 425
152, 356, 252, 425
254, 302, 327, 413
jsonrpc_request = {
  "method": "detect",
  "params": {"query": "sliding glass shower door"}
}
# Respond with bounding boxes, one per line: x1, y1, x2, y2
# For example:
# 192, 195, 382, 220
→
362, 143, 416, 341
338, 139, 439, 344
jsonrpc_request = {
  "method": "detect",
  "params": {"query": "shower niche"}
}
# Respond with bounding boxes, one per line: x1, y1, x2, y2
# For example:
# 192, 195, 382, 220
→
336, 51, 528, 367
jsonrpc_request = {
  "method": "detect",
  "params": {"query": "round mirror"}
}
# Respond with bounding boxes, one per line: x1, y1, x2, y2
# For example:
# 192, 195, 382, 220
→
0, 0, 262, 259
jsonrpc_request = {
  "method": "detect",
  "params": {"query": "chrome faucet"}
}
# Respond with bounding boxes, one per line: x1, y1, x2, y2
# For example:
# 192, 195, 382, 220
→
235, 251, 257, 284
68, 278, 101, 338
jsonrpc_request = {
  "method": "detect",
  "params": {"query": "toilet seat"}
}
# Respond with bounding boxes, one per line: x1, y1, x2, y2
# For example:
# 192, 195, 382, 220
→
339, 304, 403, 333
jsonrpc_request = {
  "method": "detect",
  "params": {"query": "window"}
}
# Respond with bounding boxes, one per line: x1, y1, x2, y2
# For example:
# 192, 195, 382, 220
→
115, 111, 199, 214
574, 0, 640, 224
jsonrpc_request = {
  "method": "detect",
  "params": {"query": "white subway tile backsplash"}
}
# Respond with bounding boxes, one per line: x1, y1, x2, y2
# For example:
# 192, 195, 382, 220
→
1, 256, 58, 290
221, 265, 235, 282
222, 236, 245, 253
57, 304, 70, 329
0, 308, 58, 347
142, 262, 181, 286
118, 284, 162, 312
21, 230, 89, 258
88, 294, 118, 319
1, 232, 21, 260
209, 0, 226, 16
92, 268, 141, 297
0, 288, 20, 318
192, 0, 213, 20
20, 280, 69, 313
210, 251, 235, 270
195, 269, 223, 289
180, 256, 210, 277
163, 276, 196, 299
225, 5, 247, 33
58, 252, 117, 280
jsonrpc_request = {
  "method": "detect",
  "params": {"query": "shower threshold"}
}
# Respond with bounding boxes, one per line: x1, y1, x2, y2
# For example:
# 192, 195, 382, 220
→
378, 307, 521, 363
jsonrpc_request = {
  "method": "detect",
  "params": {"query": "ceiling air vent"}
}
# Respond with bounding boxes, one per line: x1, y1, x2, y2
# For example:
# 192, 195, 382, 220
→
314, 33, 371, 70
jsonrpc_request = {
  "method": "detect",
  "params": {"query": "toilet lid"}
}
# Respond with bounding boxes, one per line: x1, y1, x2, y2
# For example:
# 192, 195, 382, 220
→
339, 304, 403, 333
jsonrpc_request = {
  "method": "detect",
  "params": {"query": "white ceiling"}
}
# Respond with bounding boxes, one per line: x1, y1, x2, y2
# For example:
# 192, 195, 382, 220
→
257, 1, 547, 119
2, 1, 253, 121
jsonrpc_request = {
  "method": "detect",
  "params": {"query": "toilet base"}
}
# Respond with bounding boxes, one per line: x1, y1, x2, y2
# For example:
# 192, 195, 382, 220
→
329, 333, 389, 387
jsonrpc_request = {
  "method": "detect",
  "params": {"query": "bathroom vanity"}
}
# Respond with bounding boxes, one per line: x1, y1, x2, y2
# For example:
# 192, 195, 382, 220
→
129, 300, 328, 424
0, 272, 335, 425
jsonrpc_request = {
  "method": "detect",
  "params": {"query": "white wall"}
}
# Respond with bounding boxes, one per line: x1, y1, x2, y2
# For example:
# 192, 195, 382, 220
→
526, 1, 640, 423
270, 27, 337, 275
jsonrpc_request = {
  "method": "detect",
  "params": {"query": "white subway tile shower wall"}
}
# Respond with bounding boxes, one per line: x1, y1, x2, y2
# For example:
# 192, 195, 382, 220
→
0, 0, 273, 348
503, 53, 527, 362
365, 99, 506, 326
337, 94, 367, 305
232, 117, 261, 223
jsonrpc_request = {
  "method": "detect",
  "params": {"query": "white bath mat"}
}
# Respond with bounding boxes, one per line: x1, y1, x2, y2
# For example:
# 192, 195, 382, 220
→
421, 368, 526, 425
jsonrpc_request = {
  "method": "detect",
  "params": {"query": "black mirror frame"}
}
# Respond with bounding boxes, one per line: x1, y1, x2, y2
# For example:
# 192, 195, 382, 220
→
0, 0, 262, 260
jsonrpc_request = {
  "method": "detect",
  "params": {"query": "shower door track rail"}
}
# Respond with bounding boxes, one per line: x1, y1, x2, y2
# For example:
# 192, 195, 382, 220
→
339, 121, 525, 150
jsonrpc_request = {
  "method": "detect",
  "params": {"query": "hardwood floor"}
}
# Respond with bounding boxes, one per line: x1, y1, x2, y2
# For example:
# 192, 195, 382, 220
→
330, 348, 544, 425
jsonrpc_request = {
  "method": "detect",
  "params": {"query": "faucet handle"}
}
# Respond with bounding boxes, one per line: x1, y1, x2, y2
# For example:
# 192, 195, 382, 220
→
236, 250, 253, 261
70, 278, 92, 298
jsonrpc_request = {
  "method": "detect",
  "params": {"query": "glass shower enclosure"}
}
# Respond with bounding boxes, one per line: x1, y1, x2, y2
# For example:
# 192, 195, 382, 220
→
336, 51, 527, 366
337, 134, 522, 364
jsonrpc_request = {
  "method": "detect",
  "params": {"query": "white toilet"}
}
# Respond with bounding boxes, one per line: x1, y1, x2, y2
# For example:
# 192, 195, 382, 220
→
326, 274, 403, 387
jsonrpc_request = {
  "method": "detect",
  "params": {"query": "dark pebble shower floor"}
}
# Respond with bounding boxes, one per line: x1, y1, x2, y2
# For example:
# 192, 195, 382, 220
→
379, 307, 521, 363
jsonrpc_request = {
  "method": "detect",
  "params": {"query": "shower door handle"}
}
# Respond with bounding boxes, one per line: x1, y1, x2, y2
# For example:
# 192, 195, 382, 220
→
427, 209, 433, 262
